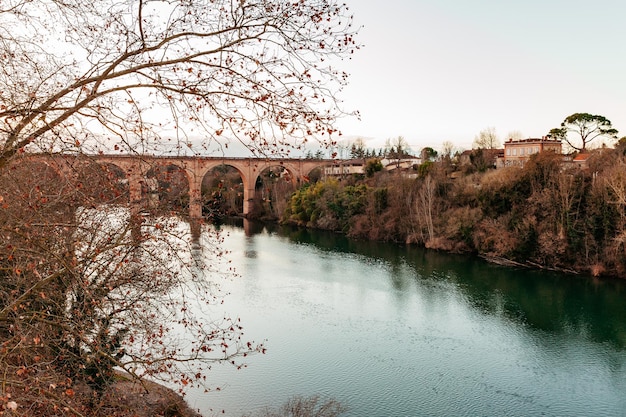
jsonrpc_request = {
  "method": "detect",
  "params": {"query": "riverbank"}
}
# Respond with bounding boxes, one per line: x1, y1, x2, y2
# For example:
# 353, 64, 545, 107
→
273, 152, 626, 279
59, 373, 202, 417
107, 377, 201, 417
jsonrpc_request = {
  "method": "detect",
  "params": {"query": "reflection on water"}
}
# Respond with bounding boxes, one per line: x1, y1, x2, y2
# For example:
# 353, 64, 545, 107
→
273, 222, 626, 349
191, 219, 626, 417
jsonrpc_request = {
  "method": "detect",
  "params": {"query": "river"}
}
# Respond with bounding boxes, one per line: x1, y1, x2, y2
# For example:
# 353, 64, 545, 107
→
184, 220, 626, 416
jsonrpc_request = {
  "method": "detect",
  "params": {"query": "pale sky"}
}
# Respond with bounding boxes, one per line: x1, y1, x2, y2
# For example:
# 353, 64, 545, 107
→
333, 0, 626, 153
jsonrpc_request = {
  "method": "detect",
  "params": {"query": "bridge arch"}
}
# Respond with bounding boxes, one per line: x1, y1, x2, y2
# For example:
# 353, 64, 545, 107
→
200, 163, 245, 219
251, 164, 299, 219
77, 161, 129, 205
144, 163, 190, 213
302, 164, 325, 183
4, 158, 66, 208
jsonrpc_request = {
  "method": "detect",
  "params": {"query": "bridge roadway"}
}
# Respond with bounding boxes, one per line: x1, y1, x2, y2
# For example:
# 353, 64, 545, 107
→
28, 153, 333, 218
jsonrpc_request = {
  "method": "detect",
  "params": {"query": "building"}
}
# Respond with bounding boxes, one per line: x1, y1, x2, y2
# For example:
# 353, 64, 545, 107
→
503, 137, 562, 167
572, 153, 591, 170
323, 156, 422, 177
381, 157, 422, 171
324, 159, 366, 176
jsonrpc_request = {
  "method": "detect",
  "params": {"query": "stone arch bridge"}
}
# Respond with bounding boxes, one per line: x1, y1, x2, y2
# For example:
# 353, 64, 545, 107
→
27, 154, 332, 218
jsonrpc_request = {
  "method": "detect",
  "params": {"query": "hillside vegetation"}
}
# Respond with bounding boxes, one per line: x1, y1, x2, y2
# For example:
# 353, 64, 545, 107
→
282, 148, 626, 278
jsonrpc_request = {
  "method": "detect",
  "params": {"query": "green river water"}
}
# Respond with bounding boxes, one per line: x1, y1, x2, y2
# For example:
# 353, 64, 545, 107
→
185, 220, 626, 416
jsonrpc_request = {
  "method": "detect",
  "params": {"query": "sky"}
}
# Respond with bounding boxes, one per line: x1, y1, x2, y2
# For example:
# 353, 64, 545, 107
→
332, 0, 626, 154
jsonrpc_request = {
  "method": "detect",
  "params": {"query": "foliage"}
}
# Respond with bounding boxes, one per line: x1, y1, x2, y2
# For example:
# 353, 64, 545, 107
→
373, 187, 389, 214
364, 158, 383, 177
284, 179, 368, 232
417, 160, 434, 177
420, 147, 438, 161
281, 146, 626, 278
350, 138, 367, 159
550, 113, 619, 152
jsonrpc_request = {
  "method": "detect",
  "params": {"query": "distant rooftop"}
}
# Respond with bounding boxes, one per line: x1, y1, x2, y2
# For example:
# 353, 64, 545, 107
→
505, 136, 561, 143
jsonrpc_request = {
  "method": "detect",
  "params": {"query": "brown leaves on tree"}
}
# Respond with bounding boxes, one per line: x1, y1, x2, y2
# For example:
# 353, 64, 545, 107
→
1, 0, 361, 414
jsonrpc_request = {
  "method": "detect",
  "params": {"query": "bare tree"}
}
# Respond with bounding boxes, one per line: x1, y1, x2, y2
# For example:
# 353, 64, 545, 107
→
0, 156, 268, 416
0, 0, 360, 165
441, 141, 455, 159
385, 136, 411, 170
506, 130, 524, 140
385, 136, 410, 156
439, 140, 455, 173
0, 1, 359, 415
597, 156, 626, 271
473, 127, 500, 150
416, 175, 436, 243
249, 395, 347, 417
604, 157, 626, 225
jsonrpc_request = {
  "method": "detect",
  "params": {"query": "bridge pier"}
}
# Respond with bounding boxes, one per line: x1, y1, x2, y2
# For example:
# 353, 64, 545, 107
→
243, 186, 256, 217
189, 181, 203, 219
127, 171, 144, 215
189, 201, 202, 219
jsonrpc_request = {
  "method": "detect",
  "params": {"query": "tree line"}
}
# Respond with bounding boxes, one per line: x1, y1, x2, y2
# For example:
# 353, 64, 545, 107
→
283, 141, 626, 279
